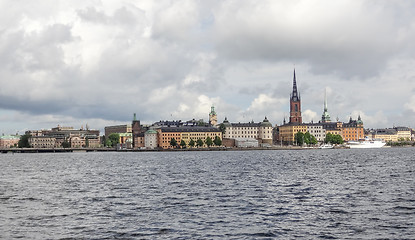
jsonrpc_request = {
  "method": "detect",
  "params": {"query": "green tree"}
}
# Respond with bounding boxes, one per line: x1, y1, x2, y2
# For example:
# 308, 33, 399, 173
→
325, 133, 343, 144
18, 134, 31, 148
62, 140, 71, 148
189, 139, 195, 148
85, 138, 89, 148
108, 133, 120, 147
294, 131, 304, 146
205, 136, 213, 147
213, 136, 222, 146
197, 139, 204, 147
303, 132, 318, 146
170, 138, 177, 148
180, 139, 186, 148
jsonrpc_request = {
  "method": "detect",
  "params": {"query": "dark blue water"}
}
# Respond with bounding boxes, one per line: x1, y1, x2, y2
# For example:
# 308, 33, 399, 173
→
0, 148, 414, 239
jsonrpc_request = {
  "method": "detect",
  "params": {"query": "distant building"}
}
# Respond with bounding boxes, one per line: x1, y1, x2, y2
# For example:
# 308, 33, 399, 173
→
222, 117, 273, 146
144, 129, 158, 149
132, 113, 145, 149
341, 116, 364, 142
305, 123, 326, 142
157, 126, 222, 149
27, 125, 100, 148
104, 124, 132, 139
0, 135, 20, 148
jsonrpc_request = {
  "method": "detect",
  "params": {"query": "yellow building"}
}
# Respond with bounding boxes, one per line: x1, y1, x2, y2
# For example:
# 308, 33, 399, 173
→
278, 123, 307, 144
157, 127, 222, 149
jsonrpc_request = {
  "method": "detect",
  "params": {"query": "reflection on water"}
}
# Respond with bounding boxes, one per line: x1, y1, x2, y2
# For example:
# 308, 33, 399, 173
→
0, 149, 414, 239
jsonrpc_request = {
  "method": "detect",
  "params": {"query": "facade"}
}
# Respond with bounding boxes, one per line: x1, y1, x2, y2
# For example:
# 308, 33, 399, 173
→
369, 127, 412, 142
144, 130, 158, 149
395, 127, 411, 141
104, 124, 132, 139
222, 117, 273, 145
132, 113, 145, 148
305, 123, 326, 142
209, 106, 217, 126
278, 123, 307, 144
157, 126, 222, 149
29, 136, 56, 148
0, 135, 20, 148
341, 116, 364, 141
289, 69, 302, 124
28, 125, 100, 148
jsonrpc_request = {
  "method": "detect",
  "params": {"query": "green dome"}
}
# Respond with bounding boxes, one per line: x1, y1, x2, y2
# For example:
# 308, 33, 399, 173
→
260, 117, 272, 127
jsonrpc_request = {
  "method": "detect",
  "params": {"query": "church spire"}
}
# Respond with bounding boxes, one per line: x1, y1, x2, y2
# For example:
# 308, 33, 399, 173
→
291, 69, 299, 101
321, 88, 331, 123
289, 69, 302, 124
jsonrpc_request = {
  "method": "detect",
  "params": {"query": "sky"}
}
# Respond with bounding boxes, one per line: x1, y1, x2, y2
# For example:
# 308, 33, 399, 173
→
1, 0, 415, 135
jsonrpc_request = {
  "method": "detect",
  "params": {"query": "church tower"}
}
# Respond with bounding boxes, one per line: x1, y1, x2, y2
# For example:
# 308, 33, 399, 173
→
132, 113, 141, 148
321, 88, 331, 123
209, 106, 217, 126
289, 69, 302, 124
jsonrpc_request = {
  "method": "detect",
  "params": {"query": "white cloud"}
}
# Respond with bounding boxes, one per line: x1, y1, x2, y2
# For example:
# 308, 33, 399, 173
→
1, 1, 415, 134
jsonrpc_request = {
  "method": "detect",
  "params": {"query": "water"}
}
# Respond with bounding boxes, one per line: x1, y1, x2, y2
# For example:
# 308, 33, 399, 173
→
0, 148, 414, 239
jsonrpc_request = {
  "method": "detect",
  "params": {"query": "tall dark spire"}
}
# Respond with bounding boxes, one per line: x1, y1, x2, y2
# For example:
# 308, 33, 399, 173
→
291, 69, 299, 101
289, 69, 302, 124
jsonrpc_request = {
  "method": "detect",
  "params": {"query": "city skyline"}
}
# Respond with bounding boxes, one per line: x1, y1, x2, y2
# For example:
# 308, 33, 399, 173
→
1, 1, 415, 134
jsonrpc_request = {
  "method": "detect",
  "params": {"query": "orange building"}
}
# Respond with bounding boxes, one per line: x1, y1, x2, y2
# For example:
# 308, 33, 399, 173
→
341, 116, 364, 141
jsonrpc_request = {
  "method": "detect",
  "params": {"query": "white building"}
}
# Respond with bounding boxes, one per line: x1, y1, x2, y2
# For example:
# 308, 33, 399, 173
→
305, 123, 326, 142
222, 117, 273, 145
145, 129, 158, 149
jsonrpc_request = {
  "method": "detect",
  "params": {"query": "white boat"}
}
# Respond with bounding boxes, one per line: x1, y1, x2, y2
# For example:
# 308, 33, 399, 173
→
319, 143, 334, 149
347, 137, 386, 149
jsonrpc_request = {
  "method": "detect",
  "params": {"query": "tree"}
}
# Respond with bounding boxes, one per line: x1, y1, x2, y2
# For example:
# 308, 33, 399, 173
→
304, 132, 318, 146
205, 136, 213, 147
170, 138, 177, 148
189, 139, 195, 148
197, 139, 204, 147
107, 133, 120, 147
18, 134, 31, 148
213, 136, 222, 146
85, 138, 89, 148
62, 140, 71, 148
294, 131, 304, 146
325, 133, 343, 145
180, 139, 186, 148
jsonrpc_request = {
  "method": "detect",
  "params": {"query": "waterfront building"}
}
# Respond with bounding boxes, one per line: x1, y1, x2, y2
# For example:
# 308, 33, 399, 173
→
28, 136, 56, 148
104, 124, 132, 139
304, 123, 326, 142
28, 125, 100, 148
144, 129, 158, 149
157, 126, 222, 149
132, 113, 145, 149
290, 69, 302, 124
209, 106, 217, 126
278, 123, 307, 145
0, 135, 20, 148
221, 117, 273, 146
395, 127, 412, 141
368, 127, 412, 142
341, 116, 364, 142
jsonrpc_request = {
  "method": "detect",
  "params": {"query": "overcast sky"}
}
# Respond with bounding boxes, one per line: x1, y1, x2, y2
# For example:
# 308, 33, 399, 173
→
1, 0, 415, 134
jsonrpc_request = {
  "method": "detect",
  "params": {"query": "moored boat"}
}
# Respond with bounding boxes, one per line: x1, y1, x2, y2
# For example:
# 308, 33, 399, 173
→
347, 137, 386, 149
